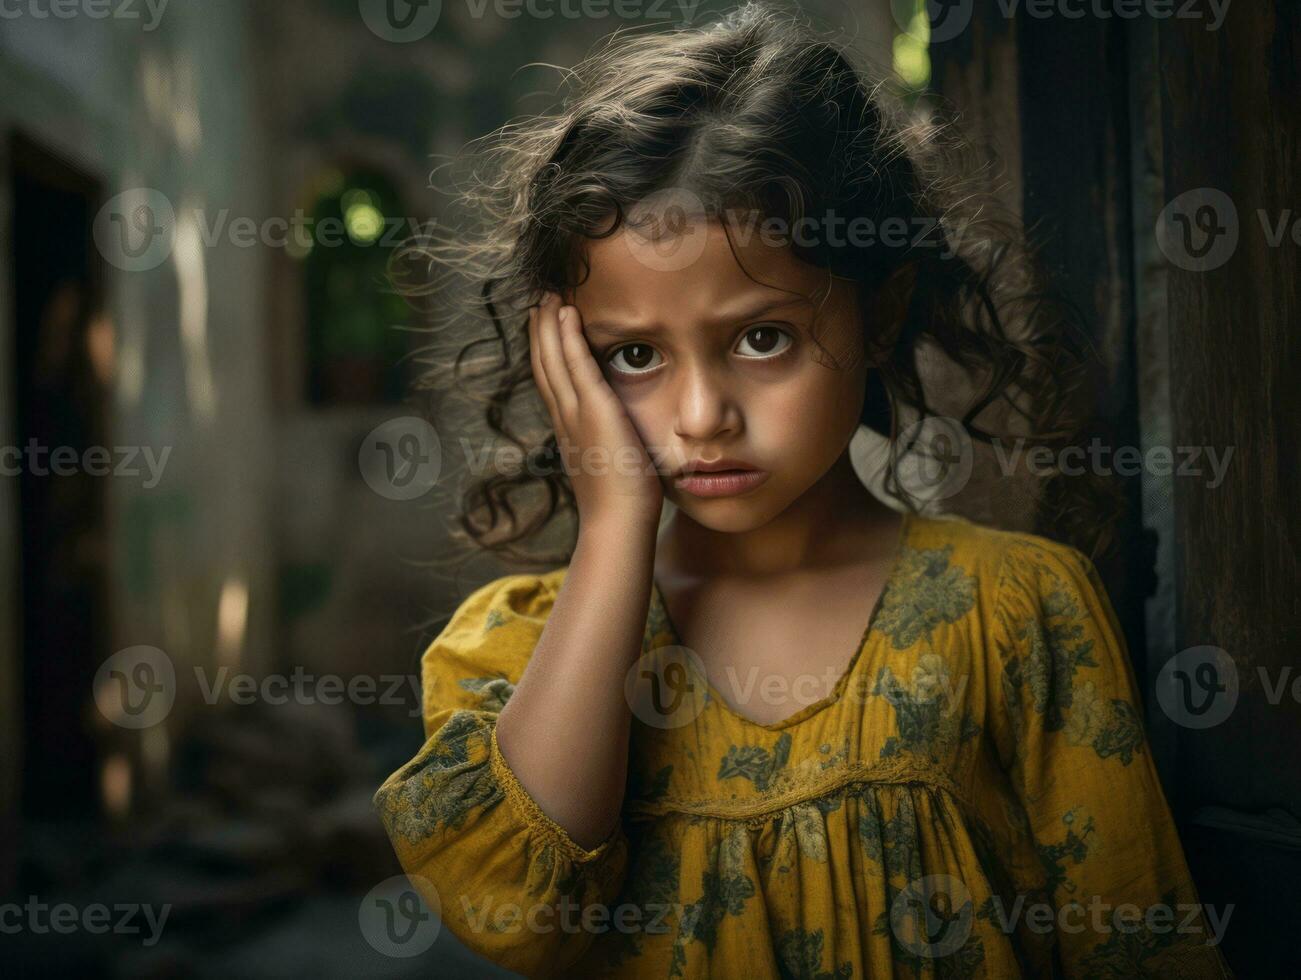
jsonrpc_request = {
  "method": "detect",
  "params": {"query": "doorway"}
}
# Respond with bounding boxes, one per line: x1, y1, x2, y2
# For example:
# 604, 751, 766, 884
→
8, 131, 110, 853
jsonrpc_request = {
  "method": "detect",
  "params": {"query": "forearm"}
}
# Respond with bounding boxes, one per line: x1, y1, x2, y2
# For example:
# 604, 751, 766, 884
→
495, 514, 659, 850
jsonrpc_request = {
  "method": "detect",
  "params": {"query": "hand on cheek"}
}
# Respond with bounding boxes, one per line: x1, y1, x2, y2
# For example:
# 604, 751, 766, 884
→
527, 291, 665, 530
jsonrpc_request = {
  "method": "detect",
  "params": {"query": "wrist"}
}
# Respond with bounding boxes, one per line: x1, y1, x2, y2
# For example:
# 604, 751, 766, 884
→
577, 506, 662, 547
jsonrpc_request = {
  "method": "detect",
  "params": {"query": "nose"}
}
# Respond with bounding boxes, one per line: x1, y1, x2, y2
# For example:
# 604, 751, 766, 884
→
672, 360, 742, 444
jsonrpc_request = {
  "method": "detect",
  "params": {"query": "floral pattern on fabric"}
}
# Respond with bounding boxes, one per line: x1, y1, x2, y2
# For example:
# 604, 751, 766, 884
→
373, 517, 1234, 979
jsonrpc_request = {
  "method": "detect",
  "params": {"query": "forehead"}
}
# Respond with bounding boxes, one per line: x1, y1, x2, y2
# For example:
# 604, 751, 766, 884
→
570, 218, 835, 330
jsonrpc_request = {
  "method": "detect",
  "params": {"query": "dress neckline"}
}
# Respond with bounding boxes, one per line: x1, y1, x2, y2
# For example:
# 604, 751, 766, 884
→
648, 510, 914, 731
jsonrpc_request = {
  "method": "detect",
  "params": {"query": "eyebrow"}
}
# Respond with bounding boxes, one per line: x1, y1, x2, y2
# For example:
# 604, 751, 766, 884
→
582, 295, 811, 338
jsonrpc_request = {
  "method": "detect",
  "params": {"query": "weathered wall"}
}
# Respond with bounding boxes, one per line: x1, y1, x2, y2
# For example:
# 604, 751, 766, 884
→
0, 0, 276, 873
1161, 4, 1301, 972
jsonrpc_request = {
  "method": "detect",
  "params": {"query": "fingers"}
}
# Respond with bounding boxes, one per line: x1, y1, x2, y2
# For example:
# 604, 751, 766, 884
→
534, 291, 577, 419
556, 303, 610, 398
527, 303, 561, 432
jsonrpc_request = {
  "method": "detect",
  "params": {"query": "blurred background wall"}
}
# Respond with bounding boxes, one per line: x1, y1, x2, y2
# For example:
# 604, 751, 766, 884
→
1, 0, 277, 887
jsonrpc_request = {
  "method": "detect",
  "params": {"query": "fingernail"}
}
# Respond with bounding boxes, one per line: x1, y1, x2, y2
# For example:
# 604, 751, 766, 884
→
558, 307, 570, 325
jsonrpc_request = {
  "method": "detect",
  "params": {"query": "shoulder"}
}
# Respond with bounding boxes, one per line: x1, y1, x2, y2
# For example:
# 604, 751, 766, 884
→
905, 511, 1090, 571
423, 568, 568, 674
452, 569, 567, 627
902, 512, 1105, 618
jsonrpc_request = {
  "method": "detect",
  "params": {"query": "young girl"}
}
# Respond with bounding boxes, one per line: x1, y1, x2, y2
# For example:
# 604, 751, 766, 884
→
374, 6, 1232, 977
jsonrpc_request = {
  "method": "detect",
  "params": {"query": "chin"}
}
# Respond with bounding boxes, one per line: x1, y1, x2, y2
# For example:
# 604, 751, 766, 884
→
669, 492, 788, 533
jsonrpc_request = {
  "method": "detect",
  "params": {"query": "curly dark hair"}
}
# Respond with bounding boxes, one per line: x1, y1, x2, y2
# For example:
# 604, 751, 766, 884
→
392, 1, 1122, 569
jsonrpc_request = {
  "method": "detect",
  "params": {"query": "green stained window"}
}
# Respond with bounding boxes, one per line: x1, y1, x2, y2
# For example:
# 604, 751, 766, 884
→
300, 168, 411, 405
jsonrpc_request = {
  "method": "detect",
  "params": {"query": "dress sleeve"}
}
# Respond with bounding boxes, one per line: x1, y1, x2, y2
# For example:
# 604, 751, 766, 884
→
988, 539, 1234, 978
373, 573, 630, 978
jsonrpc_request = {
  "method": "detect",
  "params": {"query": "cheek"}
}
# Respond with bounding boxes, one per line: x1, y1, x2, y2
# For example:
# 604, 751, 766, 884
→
751, 363, 864, 444
609, 359, 864, 460
611, 386, 667, 447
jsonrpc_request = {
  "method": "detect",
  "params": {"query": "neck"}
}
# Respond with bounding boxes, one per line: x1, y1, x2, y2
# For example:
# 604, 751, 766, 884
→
658, 451, 903, 581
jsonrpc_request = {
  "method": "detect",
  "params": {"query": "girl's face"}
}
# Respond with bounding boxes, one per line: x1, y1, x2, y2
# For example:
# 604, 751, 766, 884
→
569, 217, 870, 533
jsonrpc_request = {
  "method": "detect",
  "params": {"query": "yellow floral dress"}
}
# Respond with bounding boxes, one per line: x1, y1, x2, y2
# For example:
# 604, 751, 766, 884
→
374, 513, 1233, 979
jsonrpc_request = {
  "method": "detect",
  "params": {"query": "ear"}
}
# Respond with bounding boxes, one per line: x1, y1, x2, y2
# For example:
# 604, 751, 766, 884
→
866, 261, 918, 364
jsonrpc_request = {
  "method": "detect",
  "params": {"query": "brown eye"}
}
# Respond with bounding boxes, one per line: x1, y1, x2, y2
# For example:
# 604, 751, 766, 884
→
607, 343, 662, 375
736, 325, 792, 359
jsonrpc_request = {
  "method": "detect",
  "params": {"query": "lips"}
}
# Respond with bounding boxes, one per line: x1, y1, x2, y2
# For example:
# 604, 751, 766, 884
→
674, 457, 758, 477
672, 465, 769, 498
